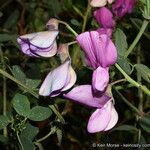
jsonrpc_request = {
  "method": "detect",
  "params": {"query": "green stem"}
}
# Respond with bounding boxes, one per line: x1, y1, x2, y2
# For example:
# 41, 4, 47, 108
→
36, 127, 57, 143
49, 105, 65, 124
115, 89, 142, 115
137, 45, 143, 143
82, 1, 91, 32
58, 20, 78, 36
111, 78, 126, 86
16, 132, 24, 150
125, 20, 149, 58
0, 68, 38, 98
115, 63, 150, 97
73, 6, 84, 18
0, 48, 7, 137
67, 41, 77, 46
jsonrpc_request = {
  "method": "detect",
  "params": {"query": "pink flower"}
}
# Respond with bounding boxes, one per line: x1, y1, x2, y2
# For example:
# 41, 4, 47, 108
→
87, 100, 118, 133
76, 31, 117, 69
94, 7, 114, 28
64, 85, 110, 108
92, 66, 109, 94
112, 0, 136, 18
64, 85, 118, 133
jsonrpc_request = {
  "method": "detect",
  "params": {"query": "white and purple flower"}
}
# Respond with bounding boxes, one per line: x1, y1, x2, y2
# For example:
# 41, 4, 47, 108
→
17, 30, 58, 57
39, 59, 76, 97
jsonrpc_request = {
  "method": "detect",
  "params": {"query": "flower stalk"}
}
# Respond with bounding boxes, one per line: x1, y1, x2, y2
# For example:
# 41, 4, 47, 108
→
57, 20, 78, 36
125, 20, 149, 58
82, 1, 91, 32
0, 47, 8, 138
115, 63, 150, 97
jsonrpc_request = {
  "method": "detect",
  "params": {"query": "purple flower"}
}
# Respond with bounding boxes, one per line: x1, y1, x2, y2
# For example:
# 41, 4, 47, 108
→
94, 7, 114, 28
17, 30, 58, 57
87, 100, 118, 133
92, 66, 109, 94
90, 0, 114, 7
76, 31, 117, 69
64, 85, 110, 108
64, 85, 118, 133
112, 0, 136, 18
39, 59, 76, 97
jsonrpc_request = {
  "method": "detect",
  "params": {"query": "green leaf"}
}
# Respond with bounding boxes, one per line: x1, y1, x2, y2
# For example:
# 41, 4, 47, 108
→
12, 94, 30, 117
135, 64, 150, 83
70, 19, 81, 27
28, 106, 52, 121
112, 125, 138, 132
0, 115, 10, 130
114, 28, 128, 56
20, 136, 35, 150
20, 123, 39, 141
139, 114, 150, 133
131, 18, 150, 39
12, 65, 26, 83
117, 56, 132, 75
25, 79, 41, 90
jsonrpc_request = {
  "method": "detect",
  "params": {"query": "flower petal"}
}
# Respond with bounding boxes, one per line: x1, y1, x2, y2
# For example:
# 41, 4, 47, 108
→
112, 0, 136, 18
94, 7, 114, 28
39, 60, 70, 97
91, 32, 117, 67
92, 66, 109, 93
76, 32, 97, 69
64, 85, 110, 108
90, 0, 107, 7
62, 66, 77, 91
19, 31, 58, 49
34, 41, 57, 57
104, 104, 118, 131
87, 107, 111, 133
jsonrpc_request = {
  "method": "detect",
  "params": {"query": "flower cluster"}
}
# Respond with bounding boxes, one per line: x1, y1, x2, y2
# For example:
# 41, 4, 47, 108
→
17, 0, 136, 133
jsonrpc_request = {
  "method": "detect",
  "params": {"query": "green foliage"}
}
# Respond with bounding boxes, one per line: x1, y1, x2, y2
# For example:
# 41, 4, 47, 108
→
114, 28, 128, 56
20, 123, 39, 141
112, 125, 138, 132
12, 93, 52, 121
12, 93, 30, 117
12, 65, 41, 91
139, 114, 150, 133
135, 64, 150, 82
117, 56, 132, 75
28, 106, 52, 121
0, 115, 11, 130
20, 137, 35, 150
